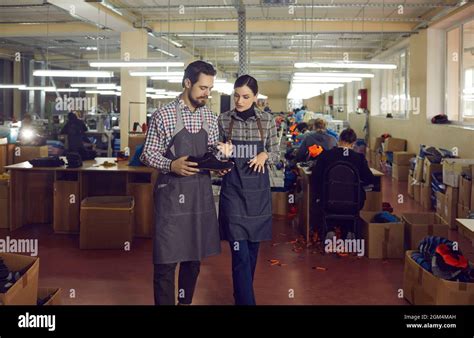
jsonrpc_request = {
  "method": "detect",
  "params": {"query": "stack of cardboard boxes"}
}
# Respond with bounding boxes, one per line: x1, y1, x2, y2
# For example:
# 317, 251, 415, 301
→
437, 159, 474, 229
0, 175, 9, 230
392, 151, 415, 181
420, 158, 442, 210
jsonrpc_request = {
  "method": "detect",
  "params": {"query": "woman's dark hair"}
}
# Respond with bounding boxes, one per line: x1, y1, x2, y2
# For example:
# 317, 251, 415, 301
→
182, 60, 216, 87
234, 75, 258, 95
340, 128, 357, 144
67, 112, 77, 121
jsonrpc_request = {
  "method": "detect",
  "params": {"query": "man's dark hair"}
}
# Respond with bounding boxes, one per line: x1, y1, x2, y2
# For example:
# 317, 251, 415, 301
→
296, 122, 308, 132
234, 74, 258, 95
182, 60, 216, 87
340, 128, 357, 144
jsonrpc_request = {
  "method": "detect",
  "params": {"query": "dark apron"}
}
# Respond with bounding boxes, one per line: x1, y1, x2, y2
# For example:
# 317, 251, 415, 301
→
219, 116, 272, 242
153, 103, 221, 264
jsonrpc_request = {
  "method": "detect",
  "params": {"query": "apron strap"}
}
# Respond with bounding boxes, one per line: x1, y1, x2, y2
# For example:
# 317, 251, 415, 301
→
256, 118, 264, 142
228, 118, 235, 142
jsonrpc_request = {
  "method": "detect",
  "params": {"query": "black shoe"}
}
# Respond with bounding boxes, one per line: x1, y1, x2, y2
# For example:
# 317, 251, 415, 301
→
187, 152, 234, 171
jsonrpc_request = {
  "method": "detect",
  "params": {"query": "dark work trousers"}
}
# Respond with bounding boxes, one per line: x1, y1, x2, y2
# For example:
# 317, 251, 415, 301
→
153, 261, 201, 305
229, 240, 260, 305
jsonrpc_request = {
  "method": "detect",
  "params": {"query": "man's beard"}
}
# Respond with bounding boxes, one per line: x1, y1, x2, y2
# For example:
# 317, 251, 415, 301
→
188, 92, 207, 108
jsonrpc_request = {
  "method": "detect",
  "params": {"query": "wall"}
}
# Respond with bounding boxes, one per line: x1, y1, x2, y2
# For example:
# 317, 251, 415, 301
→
304, 95, 325, 112
367, 8, 474, 159
259, 80, 289, 112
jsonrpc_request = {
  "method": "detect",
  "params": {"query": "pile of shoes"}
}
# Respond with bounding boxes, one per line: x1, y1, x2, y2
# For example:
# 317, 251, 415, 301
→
0, 258, 21, 293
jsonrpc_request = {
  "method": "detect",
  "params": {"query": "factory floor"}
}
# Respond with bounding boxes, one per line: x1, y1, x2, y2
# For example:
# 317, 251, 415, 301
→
1, 175, 473, 305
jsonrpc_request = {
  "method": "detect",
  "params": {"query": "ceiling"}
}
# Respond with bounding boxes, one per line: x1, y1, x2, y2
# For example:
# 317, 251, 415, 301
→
0, 0, 469, 81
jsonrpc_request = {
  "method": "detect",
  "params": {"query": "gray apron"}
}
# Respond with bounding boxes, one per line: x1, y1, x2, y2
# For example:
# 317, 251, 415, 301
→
153, 103, 221, 264
219, 116, 272, 242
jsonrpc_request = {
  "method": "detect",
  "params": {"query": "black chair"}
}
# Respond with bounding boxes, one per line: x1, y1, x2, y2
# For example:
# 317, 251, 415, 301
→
320, 161, 362, 239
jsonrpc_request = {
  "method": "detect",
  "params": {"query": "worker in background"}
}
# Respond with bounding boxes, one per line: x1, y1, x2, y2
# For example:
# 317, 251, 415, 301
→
295, 118, 337, 163
311, 128, 374, 240
295, 106, 306, 123
141, 60, 222, 305
60, 112, 89, 159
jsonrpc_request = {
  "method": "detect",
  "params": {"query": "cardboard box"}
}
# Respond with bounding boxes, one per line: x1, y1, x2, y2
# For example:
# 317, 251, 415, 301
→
360, 211, 404, 259
420, 182, 432, 210
392, 164, 410, 181
80, 196, 135, 249
6, 144, 15, 166
407, 174, 415, 198
422, 158, 442, 185
443, 186, 459, 229
0, 179, 9, 229
362, 191, 381, 212
436, 191, 445, 217
458, 175, 472, 207
13, 145, 48, 164
414, 183, 421, 203
128, 134, 146, 160
442, 160, 474, 188
371, 137, 383, 151
456, 218, 474, 247
402, 213, 449, 250
392, 151, 415, 166
403, 250, 474, 305
272, 191, 288, 217
414, 156, 424, 182
383, 137, 406, 152
0, 253, 39, 305
37, 288, 62, 306
457, 203, 470, 219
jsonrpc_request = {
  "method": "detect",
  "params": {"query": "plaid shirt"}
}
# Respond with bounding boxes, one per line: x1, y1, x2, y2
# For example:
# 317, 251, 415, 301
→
140, 96, 218, 174
218, 107, 280, 165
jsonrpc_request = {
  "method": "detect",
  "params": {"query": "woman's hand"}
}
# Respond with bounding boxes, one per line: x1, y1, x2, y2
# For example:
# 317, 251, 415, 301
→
217, 141, 233, 158
248, 152, 268, 173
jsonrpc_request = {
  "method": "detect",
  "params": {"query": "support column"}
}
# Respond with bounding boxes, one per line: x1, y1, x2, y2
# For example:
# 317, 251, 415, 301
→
13, 59, 22, 120
120, 30, 147, 149
237, 5, 247, 77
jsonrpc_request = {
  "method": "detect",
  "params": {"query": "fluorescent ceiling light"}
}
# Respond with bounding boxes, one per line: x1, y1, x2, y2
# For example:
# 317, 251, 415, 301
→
153, 48, 176, 57
294, 72, 374, 78
71, 83, 117, 88
258, 94, 268, 99
85, 90, 117, 95
168, 79, 182, 83
161, 36, 184, 48
292, 77, 360, 83
33, 70, 114, 78
19, 86, 56, 90
294, 62, 397, 70
0, 84, 26, 89
44, 88, 79, 92
89, 60, 184, 68
96, 84, 119, 89
131, 71, 184, 77
178, 34, 226, 37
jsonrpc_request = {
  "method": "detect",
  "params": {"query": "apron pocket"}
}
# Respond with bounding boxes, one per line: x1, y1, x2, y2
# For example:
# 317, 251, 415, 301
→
241, 189, 270, 217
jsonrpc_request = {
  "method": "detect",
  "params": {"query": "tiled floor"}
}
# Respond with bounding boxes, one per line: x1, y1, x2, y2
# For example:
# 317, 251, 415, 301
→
1, 176, 472, 305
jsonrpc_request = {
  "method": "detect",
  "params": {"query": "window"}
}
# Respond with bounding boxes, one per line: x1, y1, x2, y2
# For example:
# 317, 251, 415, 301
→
446, 19, 474, 123
379, 48, 410, 118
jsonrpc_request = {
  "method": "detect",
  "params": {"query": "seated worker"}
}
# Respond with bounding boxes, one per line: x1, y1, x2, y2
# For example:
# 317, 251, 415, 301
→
60, 112, 92, 160
295, 118, 337, 163
311, 128, 374, 240
294, 122, 309, 145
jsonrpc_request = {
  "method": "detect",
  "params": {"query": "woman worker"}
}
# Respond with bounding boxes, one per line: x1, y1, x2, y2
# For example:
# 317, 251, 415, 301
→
217, 75, 279, 305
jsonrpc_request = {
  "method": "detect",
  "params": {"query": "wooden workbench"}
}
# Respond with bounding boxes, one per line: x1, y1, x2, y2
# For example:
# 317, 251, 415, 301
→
5, 158, 158, 238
